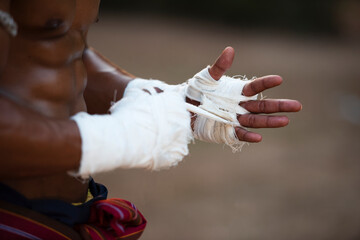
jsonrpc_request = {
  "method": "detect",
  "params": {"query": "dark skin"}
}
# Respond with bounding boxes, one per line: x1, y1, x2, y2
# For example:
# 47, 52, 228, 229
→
0, 0, 301, 203
0, 0, 10, 72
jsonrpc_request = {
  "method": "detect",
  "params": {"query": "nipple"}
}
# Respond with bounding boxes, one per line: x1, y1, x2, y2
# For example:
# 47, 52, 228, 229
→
44, 19, 64, 30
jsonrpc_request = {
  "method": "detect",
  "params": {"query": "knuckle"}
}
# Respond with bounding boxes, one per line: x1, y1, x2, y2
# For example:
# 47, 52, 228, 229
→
248, 114, 256, 126
250, 82, 257, 95
259, 100, 266, 112
236, 127, 248, 141
279, 101, 285, 112
266, 116, 271, 127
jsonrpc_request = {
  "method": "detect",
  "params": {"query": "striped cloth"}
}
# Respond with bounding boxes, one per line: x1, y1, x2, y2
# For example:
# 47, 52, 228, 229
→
0, 200, 82, 239
0, 179, 147, 239
77, 198, 147, 240
0, 198, 147, 240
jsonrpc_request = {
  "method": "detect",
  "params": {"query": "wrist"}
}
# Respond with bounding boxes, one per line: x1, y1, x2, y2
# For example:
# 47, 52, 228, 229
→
71, 89, 192, 178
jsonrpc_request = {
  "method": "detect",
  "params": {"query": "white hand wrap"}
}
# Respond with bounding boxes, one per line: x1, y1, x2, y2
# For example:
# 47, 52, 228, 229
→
72, 66, 257, 177
71, 78, 192, 178
123, 78, 169, 95
185, 66, 258, 151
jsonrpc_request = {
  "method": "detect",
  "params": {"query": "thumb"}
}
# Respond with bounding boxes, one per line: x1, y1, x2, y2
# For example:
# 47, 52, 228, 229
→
208, 46, 235, 80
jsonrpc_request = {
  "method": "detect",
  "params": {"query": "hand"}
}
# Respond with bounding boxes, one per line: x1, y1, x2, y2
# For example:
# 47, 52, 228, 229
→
207, 47, 302, 143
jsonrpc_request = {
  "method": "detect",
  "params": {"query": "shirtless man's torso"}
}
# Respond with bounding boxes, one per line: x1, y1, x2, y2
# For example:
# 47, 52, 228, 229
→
0, 0, 132, 203
0, 0, 302, 230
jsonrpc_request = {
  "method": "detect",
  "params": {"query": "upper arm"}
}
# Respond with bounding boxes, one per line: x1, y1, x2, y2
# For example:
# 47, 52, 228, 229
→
83, 47, 135, 114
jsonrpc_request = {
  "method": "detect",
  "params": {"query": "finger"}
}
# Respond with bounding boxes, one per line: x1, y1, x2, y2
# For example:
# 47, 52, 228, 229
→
238, 114, 289, 128
240, 99, 302, 113
208, 46, 235, 80
242, 75, 283, 96
235, 127, 262, 143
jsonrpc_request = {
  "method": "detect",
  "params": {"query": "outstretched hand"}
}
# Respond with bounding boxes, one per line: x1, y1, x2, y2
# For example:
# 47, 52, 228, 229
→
206, 47, 302, 143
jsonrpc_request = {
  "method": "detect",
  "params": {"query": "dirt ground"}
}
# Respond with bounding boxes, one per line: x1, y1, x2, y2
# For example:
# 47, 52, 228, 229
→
88, 14, 360, 240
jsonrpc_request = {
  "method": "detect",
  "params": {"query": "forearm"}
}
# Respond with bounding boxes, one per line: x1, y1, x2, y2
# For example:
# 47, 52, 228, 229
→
0, 96, 81, 179
83, 47, 135, 114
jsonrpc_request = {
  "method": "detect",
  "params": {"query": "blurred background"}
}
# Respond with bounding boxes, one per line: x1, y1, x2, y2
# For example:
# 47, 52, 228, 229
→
90, 1, 360, 239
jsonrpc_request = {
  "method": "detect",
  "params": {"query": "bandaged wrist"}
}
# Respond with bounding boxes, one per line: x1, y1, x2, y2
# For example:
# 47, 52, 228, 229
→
71, 88, 192, 178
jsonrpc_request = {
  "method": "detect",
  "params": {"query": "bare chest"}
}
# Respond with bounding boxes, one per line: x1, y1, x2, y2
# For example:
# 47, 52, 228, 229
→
0, 0, 101, 117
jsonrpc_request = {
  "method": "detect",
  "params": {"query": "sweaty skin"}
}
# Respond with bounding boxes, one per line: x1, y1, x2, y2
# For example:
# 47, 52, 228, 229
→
0, 0, 133, 203
0, 1, 301, 204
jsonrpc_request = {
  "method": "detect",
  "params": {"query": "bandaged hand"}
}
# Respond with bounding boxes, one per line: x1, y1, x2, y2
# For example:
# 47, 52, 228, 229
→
71, 47, 301, 177
185, 66, 257, 151
186, 47, 302, 146
71, 85, 192, 178
122, 47, 301, 150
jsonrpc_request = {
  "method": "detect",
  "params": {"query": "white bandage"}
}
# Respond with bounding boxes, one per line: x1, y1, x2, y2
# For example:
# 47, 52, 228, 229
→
185, 66, 258, 151
72, 66, 257, 178
123, 78, 170, 95
71, 80, 192, 178
124, 77, 188, 96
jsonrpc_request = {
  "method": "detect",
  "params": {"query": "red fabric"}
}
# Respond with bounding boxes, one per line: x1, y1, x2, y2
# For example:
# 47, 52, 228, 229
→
78, 198, 147, 240
0, 208, 71, 240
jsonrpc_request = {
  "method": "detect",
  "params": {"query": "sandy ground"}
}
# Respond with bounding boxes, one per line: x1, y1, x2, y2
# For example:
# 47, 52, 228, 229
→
88, 14, 360, 240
